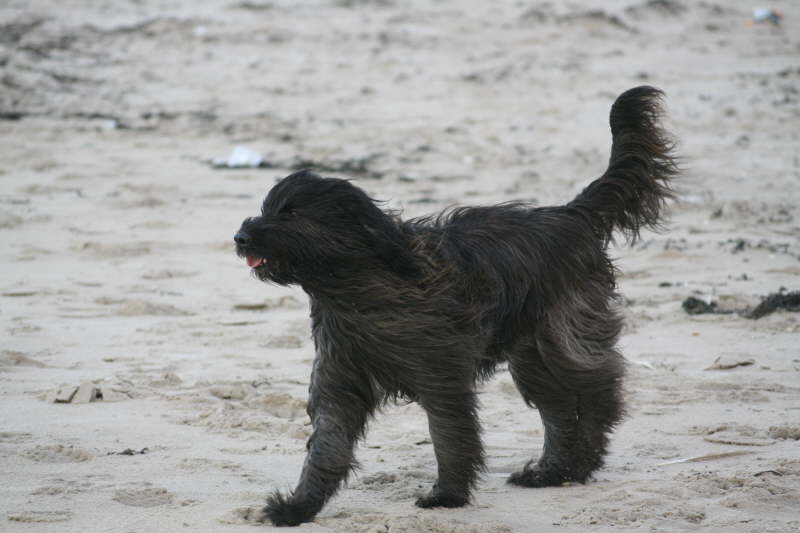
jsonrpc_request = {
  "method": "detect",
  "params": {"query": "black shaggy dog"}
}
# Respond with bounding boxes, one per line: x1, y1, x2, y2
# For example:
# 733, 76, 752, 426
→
234, 86, 677, 527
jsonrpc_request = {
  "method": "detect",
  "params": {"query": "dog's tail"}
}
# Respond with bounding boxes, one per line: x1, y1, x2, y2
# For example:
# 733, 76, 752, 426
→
568, 86, 678, 244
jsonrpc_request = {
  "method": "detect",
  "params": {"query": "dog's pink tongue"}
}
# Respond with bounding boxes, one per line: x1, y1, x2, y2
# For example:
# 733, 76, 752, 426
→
246, 256, 265, 268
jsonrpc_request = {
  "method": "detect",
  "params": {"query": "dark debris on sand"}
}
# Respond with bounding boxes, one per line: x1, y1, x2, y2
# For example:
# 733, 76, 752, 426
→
682, 289, 800, 319
682, 296, 721, 315
108, 447, 149, 456
748, 289, 800, 319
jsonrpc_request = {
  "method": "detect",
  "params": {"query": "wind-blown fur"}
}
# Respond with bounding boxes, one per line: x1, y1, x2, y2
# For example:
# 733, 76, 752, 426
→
234, 86, 677, 526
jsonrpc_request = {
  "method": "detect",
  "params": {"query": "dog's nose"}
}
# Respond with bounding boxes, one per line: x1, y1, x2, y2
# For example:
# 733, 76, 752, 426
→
234, 231, 251, 246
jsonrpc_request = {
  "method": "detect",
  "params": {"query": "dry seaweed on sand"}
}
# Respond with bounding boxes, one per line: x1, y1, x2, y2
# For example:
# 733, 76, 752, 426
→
682, 296, 722, 315
682, 289, 800, 319
747, 289, 800, 319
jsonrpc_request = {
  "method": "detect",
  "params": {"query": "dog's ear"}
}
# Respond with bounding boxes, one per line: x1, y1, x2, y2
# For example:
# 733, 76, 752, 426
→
361, 213, 421, 279
340, 185, 421, 279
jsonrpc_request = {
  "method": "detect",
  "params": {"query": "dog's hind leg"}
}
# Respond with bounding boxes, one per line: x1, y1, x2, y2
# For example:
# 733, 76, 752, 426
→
415, 390, 485, 508
544, 306, 626, 482
506, 340, 584, 487
506, 328, 625, 487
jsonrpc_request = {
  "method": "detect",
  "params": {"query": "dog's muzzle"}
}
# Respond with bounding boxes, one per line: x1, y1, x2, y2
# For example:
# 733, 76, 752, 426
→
234, 231, 251, 246
233, 231, 266, 268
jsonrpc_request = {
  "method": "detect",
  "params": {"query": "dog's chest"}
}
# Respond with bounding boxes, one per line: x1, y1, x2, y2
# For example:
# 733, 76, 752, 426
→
308, 297, 428, 372
311, 305, 383, 356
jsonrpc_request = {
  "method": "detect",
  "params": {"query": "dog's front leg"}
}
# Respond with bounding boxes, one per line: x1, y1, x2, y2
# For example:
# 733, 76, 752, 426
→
263, 360, 373, 527
416, 391, 484, 508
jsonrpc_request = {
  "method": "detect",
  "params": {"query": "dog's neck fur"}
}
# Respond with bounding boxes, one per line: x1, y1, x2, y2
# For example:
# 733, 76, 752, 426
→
299, 261, 411, 306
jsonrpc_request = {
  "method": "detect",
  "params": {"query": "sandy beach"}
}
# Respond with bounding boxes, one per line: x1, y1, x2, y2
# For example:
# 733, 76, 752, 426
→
1, 0, 799, 531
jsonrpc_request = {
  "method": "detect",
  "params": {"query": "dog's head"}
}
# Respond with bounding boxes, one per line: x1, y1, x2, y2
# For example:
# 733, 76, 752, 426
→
235, 170, 419, 286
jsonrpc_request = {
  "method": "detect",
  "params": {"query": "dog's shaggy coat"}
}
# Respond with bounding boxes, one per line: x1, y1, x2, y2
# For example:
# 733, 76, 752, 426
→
234, 86, 678, 526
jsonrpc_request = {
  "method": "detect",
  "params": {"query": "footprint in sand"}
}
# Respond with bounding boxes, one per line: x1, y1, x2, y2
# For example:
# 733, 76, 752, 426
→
31, 477, 94, 496
8, 510, 73, 523
218, 506, 266, 525
322, 512, 514, 533
94, 296, 193, 317
0, 208, 50, 228
0, 431, 33, 443
247, 392, 307, 419
263, 335, 303, 349
0, 209, 24, 229
141, 269, 199, 280
1, 350, 47, 368
74, 241, 152, 258
178, 457, 242, 472
632, 442, 682, 459
129, 220, 175, 230
678, 468, 800, 510
352, 470, 436, 501
113, 487, 175, 507
25, 445, 93, 463
768, 425, 800, 440
232, 295, 304, 311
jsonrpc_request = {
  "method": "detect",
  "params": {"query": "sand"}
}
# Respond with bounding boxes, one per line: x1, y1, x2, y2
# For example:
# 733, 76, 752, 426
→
1, 0, 799, 531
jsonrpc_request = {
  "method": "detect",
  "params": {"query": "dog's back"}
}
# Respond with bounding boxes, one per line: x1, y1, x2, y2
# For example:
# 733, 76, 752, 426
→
408, 203, 613, 355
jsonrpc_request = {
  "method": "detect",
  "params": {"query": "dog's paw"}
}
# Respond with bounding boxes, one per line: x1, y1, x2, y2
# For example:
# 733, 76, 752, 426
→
263, 491, 316, 527
507, 462, 573, 487
415, 489, 469, 509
